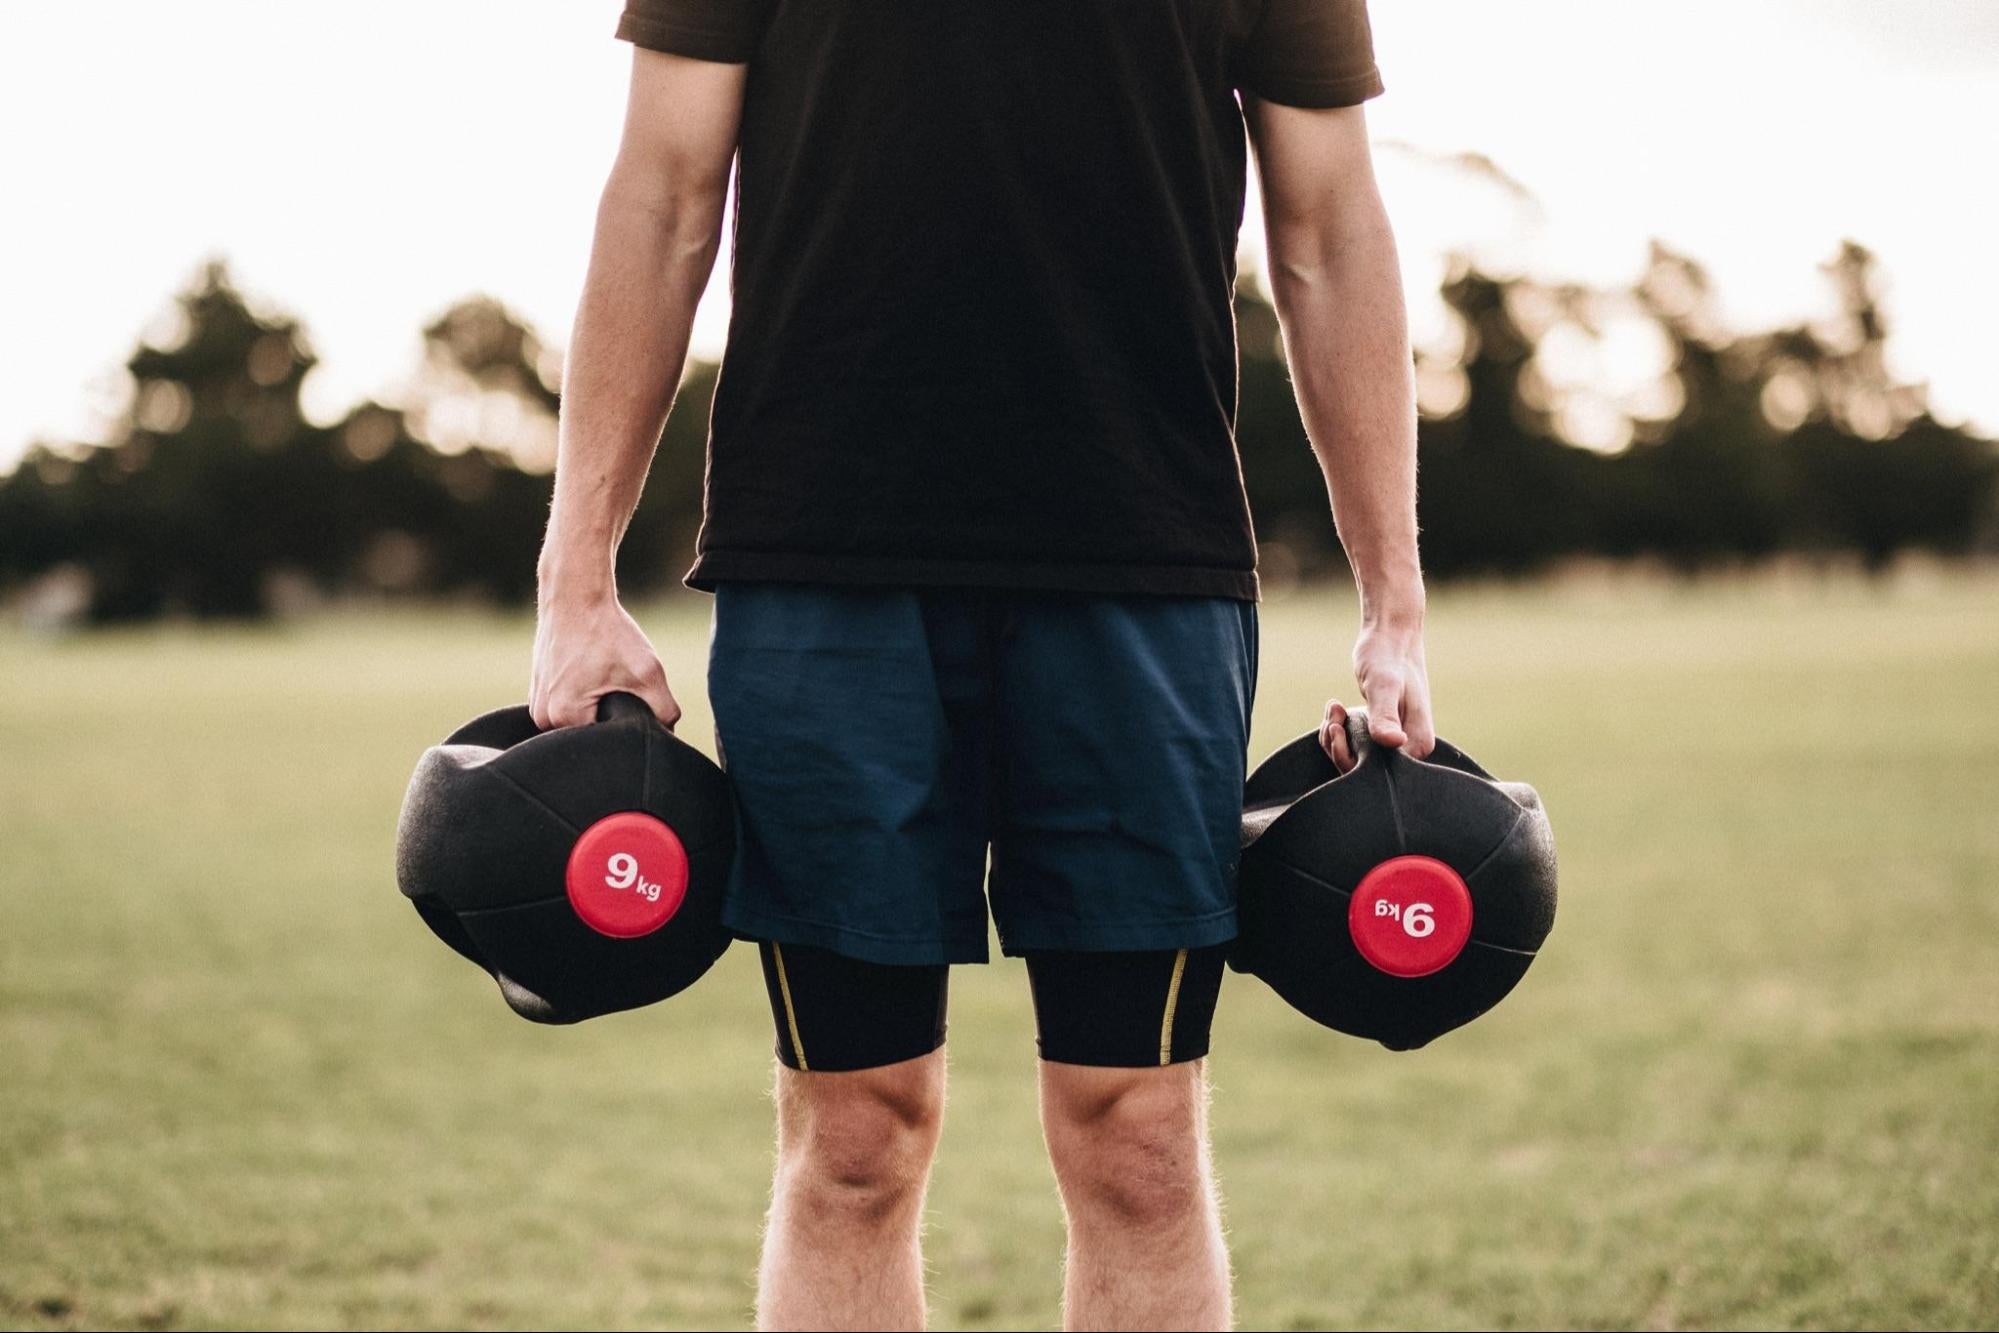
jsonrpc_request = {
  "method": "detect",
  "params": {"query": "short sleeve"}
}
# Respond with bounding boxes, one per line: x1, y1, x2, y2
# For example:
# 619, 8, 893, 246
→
1235, 0, 1384, 108
615, 0, 773, 64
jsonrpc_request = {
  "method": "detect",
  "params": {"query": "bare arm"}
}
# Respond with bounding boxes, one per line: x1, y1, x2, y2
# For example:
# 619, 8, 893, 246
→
531, 49, 748, 729
1245, 98, 1435, 764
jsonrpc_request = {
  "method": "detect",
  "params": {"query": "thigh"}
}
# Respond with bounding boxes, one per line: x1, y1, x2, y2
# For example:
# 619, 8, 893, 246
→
709, 583, 994, 964
989, 595, 1258, 955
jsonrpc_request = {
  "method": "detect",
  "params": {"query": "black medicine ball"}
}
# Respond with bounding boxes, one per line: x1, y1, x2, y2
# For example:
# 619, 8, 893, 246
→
394, 692, 736, 1024
1233, 709, 1557, 1050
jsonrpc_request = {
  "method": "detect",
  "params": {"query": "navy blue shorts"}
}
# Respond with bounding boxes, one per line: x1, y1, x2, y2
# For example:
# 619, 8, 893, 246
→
707, 583, 1259, 965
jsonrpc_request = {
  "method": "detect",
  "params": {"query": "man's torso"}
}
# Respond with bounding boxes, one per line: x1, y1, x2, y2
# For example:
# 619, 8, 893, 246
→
618, 0, 1382, 599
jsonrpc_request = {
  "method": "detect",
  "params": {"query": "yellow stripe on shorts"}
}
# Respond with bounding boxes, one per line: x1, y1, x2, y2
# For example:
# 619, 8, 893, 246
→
772, 942, 808, 1072
1158, 947, 1189, 1065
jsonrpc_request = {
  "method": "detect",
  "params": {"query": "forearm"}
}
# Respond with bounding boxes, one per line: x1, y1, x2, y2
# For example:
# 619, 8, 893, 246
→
540, 176, 724, 598
1266, 199, 1423, 623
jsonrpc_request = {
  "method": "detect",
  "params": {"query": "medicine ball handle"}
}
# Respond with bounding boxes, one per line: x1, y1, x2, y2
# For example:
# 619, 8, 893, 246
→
594, 691, 660, 728
1343, 707, 1380, 768
1342, 707, 1493, 784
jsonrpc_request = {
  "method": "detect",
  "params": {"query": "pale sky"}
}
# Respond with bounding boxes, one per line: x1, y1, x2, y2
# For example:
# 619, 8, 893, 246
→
2, 1, 1996, 468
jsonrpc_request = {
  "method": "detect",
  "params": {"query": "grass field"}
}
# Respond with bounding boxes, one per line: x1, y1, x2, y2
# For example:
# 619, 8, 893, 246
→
3, 573, 1997, 1331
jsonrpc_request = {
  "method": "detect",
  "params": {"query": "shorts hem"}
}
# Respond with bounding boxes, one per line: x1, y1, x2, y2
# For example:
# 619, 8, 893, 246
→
724, 902, 991, 966
997, 908, 1239, 958
775, 1035, 949, 1075
1036, 1044, 1213, 1069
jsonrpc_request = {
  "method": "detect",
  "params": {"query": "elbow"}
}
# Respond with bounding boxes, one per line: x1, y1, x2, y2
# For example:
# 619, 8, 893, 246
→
599, 169, 723, 230
1266, 206, 1398, 299
599, 137, 731, 226
596, 170, 727, 266
1266, 250, 1330, 302
1266, 241, 1343, 307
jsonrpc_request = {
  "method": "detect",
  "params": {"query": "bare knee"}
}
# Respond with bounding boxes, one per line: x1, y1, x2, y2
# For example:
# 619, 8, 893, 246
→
1042, 1062, 1209, 1232
776, 1051, 945, 1229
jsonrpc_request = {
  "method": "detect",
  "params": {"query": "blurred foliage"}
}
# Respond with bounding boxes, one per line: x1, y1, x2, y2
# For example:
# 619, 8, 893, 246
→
1, 245, 1994, 622
1406, 241, 1997, 579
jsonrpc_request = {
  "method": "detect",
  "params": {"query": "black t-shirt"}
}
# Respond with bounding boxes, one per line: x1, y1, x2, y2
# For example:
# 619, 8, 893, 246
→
616, 0, 1382, 601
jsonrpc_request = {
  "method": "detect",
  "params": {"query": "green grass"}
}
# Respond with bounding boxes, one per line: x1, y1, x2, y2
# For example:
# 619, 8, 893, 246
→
3, 573, 1997, 1331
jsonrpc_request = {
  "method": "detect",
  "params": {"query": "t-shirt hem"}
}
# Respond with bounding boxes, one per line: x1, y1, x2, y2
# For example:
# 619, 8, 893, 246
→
1240, 65, 1385, 110
685, 549, 1261, 602
614, 12, 756, 64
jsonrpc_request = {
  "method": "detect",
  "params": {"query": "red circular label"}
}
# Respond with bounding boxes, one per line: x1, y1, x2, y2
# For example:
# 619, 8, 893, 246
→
564, 812, 690, 938
1347, 855, 1474, 978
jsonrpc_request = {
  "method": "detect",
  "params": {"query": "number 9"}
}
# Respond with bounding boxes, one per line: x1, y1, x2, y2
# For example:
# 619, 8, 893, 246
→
605, 852, 639, 890
1403, 902, 1435, 938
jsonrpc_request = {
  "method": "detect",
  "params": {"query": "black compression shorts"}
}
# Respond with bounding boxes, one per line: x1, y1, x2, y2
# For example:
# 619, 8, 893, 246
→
757, 941, 1228, 1072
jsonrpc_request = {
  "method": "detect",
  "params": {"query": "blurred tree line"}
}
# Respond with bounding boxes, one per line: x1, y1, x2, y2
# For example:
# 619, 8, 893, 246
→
1, 246, 1993, 622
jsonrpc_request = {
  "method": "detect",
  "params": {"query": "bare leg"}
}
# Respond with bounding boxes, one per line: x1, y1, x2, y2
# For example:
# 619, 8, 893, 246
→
1040, 1059, 1231, 1331
755, 1048, 946, 1331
